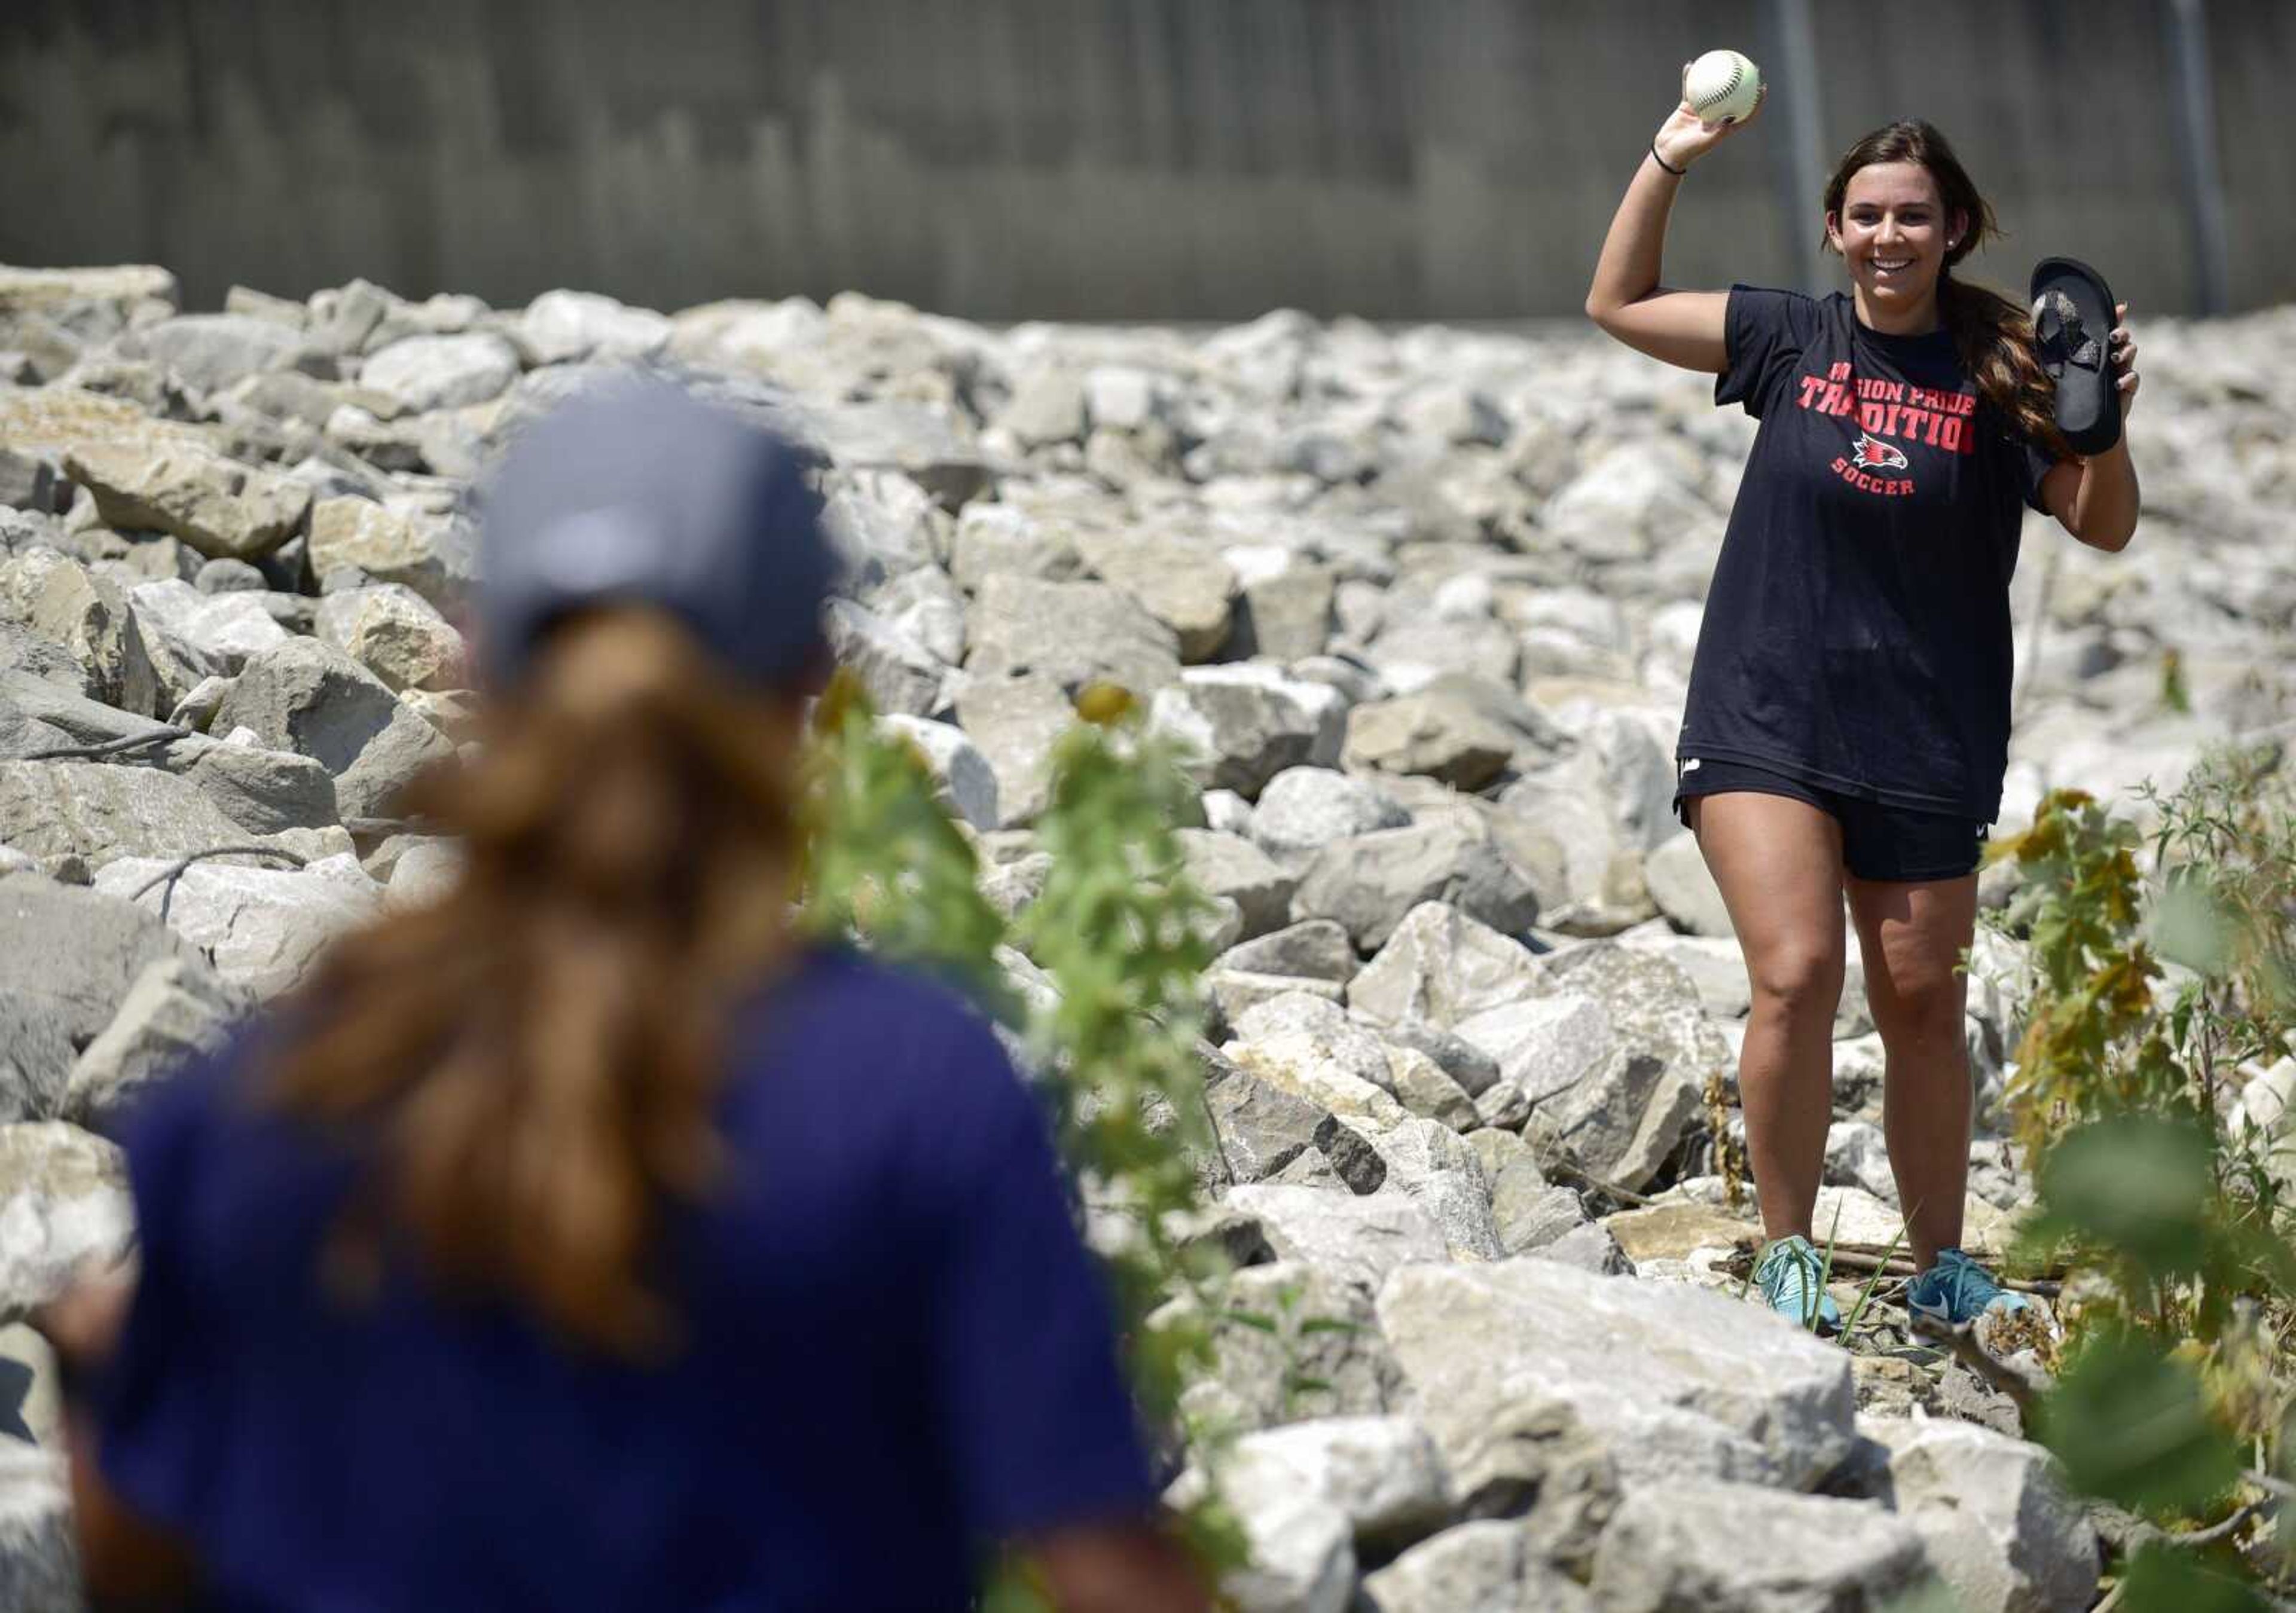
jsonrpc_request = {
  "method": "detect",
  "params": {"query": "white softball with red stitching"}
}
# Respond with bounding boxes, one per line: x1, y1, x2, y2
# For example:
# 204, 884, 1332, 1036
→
1684, 49, 1762, 125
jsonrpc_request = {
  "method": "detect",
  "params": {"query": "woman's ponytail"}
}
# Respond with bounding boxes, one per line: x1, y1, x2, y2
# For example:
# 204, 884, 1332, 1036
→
265, 608, 804, 1357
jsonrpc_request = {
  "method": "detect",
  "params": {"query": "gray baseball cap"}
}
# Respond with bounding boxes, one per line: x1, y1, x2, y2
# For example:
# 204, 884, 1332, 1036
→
474, 378, 833, 689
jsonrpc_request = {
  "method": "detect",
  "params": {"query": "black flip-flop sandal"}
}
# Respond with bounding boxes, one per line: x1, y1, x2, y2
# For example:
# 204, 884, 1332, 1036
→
2029, 256, 2120, 457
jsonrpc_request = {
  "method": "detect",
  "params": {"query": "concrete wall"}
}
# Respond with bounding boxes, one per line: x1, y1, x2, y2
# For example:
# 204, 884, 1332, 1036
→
1, 0, 2286, 321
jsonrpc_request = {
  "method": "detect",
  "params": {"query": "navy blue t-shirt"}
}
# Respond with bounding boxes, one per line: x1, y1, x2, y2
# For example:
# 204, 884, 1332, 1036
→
93, 949, 1156, 1611
1681, 285, 2063, 821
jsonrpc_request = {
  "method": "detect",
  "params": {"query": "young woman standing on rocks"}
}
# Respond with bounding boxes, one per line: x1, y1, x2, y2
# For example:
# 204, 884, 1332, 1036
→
43, 383, 1208, 1612
1584, 93, 2141, 1330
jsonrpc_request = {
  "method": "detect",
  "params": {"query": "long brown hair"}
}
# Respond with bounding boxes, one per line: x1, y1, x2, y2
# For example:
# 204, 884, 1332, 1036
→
265, 607, 806, 1357
1822, 119, 2069, 457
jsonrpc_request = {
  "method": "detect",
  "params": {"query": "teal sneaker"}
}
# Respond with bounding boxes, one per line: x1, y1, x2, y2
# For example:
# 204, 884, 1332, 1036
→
1752, 1235, 1843, 1334
1904, 1248, 2034, 1328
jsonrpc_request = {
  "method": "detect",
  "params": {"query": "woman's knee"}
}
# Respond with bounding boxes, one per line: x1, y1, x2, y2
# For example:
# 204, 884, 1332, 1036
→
1746, 944, 1846, 1021
1869, 969, 1968, 1047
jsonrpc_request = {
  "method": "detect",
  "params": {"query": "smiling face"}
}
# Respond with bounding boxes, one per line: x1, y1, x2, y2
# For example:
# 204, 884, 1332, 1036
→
1827, 161, 1967, 327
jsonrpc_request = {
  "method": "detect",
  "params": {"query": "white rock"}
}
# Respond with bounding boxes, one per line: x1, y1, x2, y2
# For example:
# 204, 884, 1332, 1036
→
0, 1122, 133, 1321
1225, 1184, 1449, 1294
1251, 766, 1410, 858
1376, 1258, 1857, 1492
0, 1443, 76, 1612
516, 289, 672, 366
315, 584, 467, 693
878, 714, 1000, 831
1348, 900, 1552, 1028
1148, 665, 1345, 798
1860, 1415, 2099, 1613
94, 850, 384, 998
1453, 993, 1613, 1103
1591, 1479, 1934, 1612
360, 332, 521, 413
1361, 1519, 1595, 1613
1644, 827, 1732, 936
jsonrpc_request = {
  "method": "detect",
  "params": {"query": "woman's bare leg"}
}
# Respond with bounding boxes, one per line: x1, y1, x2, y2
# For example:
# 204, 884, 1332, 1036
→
1845, 872, 1980, 1269
1687, 792, 1847, 1243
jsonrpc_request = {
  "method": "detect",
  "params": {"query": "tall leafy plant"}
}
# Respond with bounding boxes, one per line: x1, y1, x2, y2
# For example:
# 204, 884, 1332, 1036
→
799, 677, 1244, 1603
1987, 755, 2296, 1608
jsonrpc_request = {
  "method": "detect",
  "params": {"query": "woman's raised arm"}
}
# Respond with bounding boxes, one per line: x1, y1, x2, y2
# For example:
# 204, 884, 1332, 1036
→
1584, 78, 1766, 374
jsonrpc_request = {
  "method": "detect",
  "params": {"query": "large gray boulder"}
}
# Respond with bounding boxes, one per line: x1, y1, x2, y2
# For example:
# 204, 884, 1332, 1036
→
1644, 827, 1733, 936
1217, 918, 1356, 983
1230, 992, 1466, 1126
95, 851, 384, 999
823, 599, 947, 719
1359, 1520, 1596, 1613
0, 876, 192, 1122
948, 503, 1082, 592
1148, 664, 1345, 798
1177, 829, 1296, 942
1173, 1467, 1352, 1613
359, 332, 520, 413
1376, 1259, 1858, 1493
128, 578, 292, 704
1590, 1480, 1934, 1613
166, 732, 341, 836
823, 471, 943, 593
1860, 1416, 2099, 1613
1478, 1132, 1591, 1256
1362, 614, 1523, 692
0, 758, 319, 869
0, 548, 159, 716
965, 574, 1181, 697
304, 498, 477, 612
212, 638, 456, 821
0, 1444, 77, 1613
66, 439, 311, 563
1235, 563, 1336, 661
1526, 940, 1732, 1189
1344, 688, 1518, 791
515, 290, 671, 366
65, 954, 249, 1132
1178, 1259, 1400, 1434
877, 714, 999, 831
0, 624, 84, 696
1224, 1185, 1449, 1294
125, 312, 307, 393
1364, 1115, 1500, 1254
1293, 818, 1538, 952
1250, 766, 1409, 862
1452, 992, 1615, 1107
314, 583, 466, 693
951, 673, 1074, 826
1187, 1416, 1454, 1569
0, 1122, 133, 1323
1348, 900, 1552, 1029
1200, 1060, 1329, 1186
1076, 530, 1238, 662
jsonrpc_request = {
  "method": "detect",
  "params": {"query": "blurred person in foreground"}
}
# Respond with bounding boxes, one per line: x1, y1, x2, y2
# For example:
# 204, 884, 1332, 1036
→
1586, 90, 2139, 1333
41, 381, 1208, 1612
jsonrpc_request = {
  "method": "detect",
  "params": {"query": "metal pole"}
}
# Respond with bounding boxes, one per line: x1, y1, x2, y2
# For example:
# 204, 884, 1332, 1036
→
1761, 0, 1828, 295
2164, 0, 2231, 315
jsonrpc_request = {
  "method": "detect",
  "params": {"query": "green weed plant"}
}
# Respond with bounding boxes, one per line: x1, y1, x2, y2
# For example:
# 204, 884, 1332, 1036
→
799, 675, 1246, 1606
1986, 747, 2296, 1607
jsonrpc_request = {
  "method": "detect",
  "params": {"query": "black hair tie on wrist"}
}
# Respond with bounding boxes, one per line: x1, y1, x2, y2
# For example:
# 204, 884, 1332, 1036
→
1650, 141, 1687, 177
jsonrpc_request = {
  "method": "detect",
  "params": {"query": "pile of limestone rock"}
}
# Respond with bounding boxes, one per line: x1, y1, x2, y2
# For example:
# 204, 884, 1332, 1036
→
2, 260, 2293, 1609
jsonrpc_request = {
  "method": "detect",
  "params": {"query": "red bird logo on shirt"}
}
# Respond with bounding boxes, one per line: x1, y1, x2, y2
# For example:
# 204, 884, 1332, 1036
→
1849, 430, 1910, 472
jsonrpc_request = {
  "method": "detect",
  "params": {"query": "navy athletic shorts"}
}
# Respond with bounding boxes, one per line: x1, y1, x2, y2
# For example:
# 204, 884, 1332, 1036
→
1671, 756, 1989, 883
